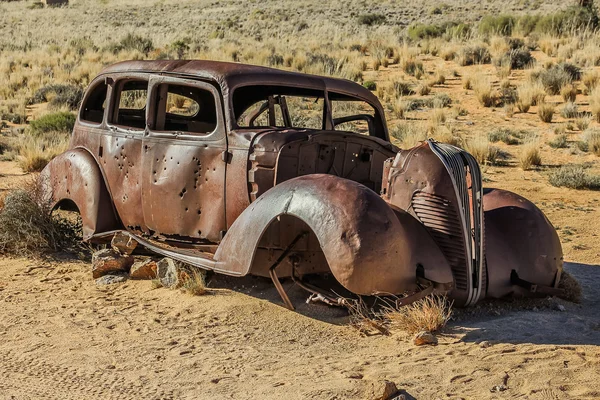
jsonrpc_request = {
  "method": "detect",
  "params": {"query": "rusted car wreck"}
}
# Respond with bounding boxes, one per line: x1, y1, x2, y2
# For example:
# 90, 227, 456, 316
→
40, 60, 564, 309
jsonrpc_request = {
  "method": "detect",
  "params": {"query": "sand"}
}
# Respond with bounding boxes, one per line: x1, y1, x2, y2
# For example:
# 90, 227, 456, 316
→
0, 255, 598, 399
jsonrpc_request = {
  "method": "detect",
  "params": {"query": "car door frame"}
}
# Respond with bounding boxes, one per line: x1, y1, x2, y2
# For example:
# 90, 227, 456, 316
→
141, 74, 228, 242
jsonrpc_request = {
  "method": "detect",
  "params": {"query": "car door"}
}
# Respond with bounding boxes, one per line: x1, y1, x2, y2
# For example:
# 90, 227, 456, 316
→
141, 75, 227, 243
99, 74, 148, 232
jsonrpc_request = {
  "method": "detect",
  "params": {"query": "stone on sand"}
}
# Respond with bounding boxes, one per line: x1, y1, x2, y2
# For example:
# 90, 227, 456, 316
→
413, 331, 438, 346
92, 249, 134, 279
111, 232, 138, 255
130, 259, 158, 280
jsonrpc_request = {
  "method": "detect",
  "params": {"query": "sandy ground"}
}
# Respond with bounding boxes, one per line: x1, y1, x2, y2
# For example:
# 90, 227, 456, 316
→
0, 255, 599, 400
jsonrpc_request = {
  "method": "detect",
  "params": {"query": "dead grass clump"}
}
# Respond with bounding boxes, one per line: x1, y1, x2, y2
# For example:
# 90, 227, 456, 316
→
472, 75, 496, 107
390, 122, 427, 147
582, 128, 600, 156
537, 102, 554, 123
392, 81, 414, 97
430, 108, 446, 125
16, 133, 69, 172
560, 84, 577, 102
457, 45, 491, 66
384, 295, 452, 335
0, 179, 83, 256
416, 82, 431, 96
465, 137, 499, 165
519, 141, 542, 170
582, 70, 600, 94
589, 86, 600, 122
180, 269, 208, 296
561, 101, 578, 119
558, 271, 582, 303
575, 117, 591, 131
549, 134, 568, 149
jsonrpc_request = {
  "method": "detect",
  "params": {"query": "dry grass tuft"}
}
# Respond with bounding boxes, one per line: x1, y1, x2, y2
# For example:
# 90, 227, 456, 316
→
589, 86, 600, 122
383, 295, 452, 335
558, 271, 582, 303
465, 136, 499, 165
560, 84, 577, 102
180, 269, 208, 296
537, 102, 554, 123
582, 128, 600, 156
472, 75, 496, 107
519, 141, 542, 170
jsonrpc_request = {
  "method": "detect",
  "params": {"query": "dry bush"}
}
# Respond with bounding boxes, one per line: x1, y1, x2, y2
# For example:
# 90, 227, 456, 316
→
0, 177, 83, 256
549, 134, 568, 149
575, 116, 591, 131
16, 133, 69, 172
519, 141, 542, 170
561, 101, 578, 119
582, 70, 600, 94
472, 75, 496, 107
392, 98, 409, 119
390, 122, 427, 147
416, 82, 431, 96
589, 86, 600, 122
549, 165, 600, 190
504, 103, 514, 118
181, 269, 208, 296
558, 271, 582, 303
517, 81, 545, 113
430, 108, 446, 125
582, 128, 600, 156
462, 75, 472, 90
537, 102, 554, 123
560, 84, 577, 102
383, 295, 452, 335
465, 137, 499, 165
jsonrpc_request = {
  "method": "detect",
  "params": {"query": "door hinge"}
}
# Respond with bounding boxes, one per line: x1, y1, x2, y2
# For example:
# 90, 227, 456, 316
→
221, 150, 232, 164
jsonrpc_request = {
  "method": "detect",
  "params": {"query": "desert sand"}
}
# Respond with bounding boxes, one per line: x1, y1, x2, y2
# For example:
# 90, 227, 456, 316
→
0, 253, 599, 399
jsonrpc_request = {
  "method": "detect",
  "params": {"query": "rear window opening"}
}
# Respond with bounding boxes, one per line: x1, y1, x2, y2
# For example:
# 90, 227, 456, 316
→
80, 81, 107, 124
111, 80, 148, 130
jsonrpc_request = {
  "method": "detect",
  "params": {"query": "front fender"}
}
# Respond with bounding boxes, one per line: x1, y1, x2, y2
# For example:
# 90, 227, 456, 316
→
214, 174, 453, 296
483, 188, 563, 298
40, 149, 120, 240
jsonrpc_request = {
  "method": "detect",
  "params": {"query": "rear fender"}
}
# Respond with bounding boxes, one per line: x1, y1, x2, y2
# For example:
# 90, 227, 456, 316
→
214, 174, 453, 296
40, 149, 121, 240
483, 188, 563, 298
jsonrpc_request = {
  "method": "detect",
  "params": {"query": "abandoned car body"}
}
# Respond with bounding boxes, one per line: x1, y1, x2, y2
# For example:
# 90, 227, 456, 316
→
40, 60, 564, 308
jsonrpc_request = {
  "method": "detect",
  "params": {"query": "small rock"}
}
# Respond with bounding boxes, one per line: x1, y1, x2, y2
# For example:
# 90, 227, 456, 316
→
157, 258, 187, 288
111, 232, 138, 255
344, 371, 364, 379
479, 340, 493, 348
95, 273, 127, 286
92, 249, 134, 279
130, 259, 158, 280
555, 304, 566, 312
374, 380, 399, 400
490, 384, 508, 393
413, 331, 438, 346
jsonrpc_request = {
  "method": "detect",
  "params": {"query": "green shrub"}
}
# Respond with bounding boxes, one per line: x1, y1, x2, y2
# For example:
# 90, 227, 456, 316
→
479, 15, 516, 36
549, 165, 600, 190
535, 5, 599, 36
357, 13, 386, 26
363, 81, 377, 90
30, 84, 83, 111
30, 112, 76, 135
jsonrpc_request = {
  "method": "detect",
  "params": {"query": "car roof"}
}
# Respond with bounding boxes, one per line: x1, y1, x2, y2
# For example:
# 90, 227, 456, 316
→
99, 60, 381, 106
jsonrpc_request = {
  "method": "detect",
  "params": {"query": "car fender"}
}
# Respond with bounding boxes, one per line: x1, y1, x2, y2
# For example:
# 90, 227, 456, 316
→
39, 148, 120, 240
483, 188, 563, 299
214, 174, 453, 296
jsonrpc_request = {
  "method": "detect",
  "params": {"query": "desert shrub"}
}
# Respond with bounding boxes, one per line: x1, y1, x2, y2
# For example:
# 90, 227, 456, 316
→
416, 83, 431, 96
426, 93, 452, 108
383, 295, 452, 334
391, 122, 427, 147
549, 134, 569, 149
0, 112, 25, 124
535, 5, 599, 36
488, 128, 523, 145
494, 48, 534, 69
357, 13, 386, 26
408, 23, 443, 40
181, 269, 208, 296
582, 128, 600, 156
561, 101, 579, 119
558, 271, 582, 303
400, 57, 424, 76
473, 75, 496, 107
17, 133, 69, 172
30, 84, 83, 111
457, 45, 491, 66
392, 81, 414, 96
560, 84, 578, 102
107, 33, 154, 55
549, 165, 600, 190
519, 141, 542, 170
479, 15, 516, 36
363, 81, 376, 90
575, 116, 591, 131
537, 102, 554, 123
29, 112, 75, 135
465, 137, 499, 165
533, 64, 579, 95
516, 15, 542, 36
590, 86, 600, 122
582, 70, 600, 94
0, 183, 83, 256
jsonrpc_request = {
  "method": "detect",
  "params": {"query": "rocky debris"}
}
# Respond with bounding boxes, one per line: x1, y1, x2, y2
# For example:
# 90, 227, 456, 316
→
413, 331, 438, 346
129, 259, 158, 280
157, 258, 190, 288
479, 340, 493, 348
371, 380, 401, 400
92, 249, 134, 279
111, 232, 138, 255
344, 371, 364, 380
95, 273, 128, 286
